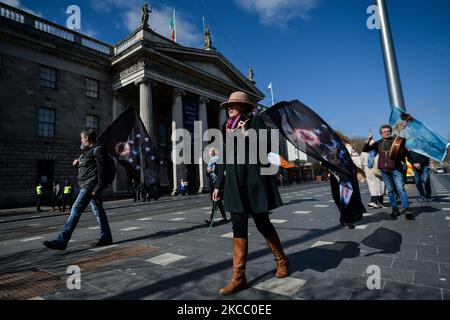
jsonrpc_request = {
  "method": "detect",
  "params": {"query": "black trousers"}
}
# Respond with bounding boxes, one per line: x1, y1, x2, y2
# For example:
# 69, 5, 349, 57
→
231, 212, 276, 239
36, 196, 42, 210
62, 194, 72, 212
51, 195, 62, 210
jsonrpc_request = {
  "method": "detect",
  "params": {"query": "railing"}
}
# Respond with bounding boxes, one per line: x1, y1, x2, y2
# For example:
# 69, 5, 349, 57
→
0, 5, 25, 24
1, 2, 112, 55
34, 20, 74, 42
82, 37, 111, 55
114, 33, 140, 55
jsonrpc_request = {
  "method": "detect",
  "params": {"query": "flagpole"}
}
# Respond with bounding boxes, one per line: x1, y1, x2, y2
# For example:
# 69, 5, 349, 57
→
174, 10, 177, 43
270, 87, 274, 107
376, 0, 406, 111
268, 82, 274, 106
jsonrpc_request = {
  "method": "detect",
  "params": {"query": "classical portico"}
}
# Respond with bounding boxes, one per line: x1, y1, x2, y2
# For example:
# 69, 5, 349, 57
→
110, 26, 264, 195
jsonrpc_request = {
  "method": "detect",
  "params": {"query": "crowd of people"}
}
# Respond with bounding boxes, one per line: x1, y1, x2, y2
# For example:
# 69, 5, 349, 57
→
35, 91, 440, 297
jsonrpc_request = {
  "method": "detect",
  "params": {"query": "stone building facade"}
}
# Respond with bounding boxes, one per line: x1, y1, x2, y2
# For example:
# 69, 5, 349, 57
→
0, 3, 264, 207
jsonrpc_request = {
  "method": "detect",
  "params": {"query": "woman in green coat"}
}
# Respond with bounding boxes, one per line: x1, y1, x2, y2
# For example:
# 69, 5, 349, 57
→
212, 91, 288, 295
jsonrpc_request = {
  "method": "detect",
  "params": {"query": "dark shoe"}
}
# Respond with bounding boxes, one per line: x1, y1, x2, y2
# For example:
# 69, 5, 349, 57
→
340, 219, 355, 229
204, 219, 212, 224
43, 240, 67, 250
219, 218, 228, 223
390, 208, 400, 220
92, 238, 113, 247
403, 208, 415, 220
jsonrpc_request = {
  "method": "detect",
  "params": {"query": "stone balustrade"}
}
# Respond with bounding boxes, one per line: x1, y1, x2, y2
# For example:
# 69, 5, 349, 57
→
1, 2, 112, 55
114, 33, 140, 55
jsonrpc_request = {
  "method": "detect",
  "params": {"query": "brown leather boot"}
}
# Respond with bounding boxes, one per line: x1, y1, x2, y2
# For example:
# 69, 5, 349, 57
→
219, 238, 248, 295
265, 232, 289, 278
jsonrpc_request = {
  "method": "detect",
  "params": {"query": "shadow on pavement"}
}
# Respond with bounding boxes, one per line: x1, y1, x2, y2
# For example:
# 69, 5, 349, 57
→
361, 227, 402, 257
287, 241, 360, 273
113, 220, 230, 245
288, 199, 319, 205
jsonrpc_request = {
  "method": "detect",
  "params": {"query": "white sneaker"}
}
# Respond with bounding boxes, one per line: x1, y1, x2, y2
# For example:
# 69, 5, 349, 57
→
367, 202, 378, 208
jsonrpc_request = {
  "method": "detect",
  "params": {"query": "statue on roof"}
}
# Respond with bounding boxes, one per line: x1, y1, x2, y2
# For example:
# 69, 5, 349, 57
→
204, 26, 214, 51
141, 3, 151, 28
249, 65, 255, 82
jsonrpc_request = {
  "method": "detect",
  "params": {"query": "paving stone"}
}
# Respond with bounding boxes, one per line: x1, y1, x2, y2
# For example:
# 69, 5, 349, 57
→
381, 281, 443, 300
254, 276, 306, 297
145, 253, 186, 266
348, 289, 384, 300
413, 271, 450, 290
439, 263, 450, 276
393, 258, 440, 274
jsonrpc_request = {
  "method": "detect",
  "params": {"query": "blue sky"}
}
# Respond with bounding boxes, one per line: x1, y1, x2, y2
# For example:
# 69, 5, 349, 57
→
5, 0, 450, 140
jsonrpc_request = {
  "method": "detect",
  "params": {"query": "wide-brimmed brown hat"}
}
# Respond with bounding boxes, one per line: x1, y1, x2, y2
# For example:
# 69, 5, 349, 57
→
220, 91, 256, 111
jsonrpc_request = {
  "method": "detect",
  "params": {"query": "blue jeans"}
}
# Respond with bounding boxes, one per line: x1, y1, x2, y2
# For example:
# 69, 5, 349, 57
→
381, 169, 410, 209
57, 188, 112, 244
413, 165, 431, 199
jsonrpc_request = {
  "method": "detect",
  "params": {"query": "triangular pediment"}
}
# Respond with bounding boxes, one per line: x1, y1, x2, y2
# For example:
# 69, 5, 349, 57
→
153, 44, 264, 100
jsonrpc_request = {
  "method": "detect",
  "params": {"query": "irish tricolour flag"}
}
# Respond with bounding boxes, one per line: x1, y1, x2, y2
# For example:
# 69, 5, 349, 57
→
170, 10, 176, 42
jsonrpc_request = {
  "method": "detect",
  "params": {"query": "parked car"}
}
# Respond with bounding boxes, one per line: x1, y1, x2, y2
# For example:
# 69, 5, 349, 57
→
436, 167, 446, 174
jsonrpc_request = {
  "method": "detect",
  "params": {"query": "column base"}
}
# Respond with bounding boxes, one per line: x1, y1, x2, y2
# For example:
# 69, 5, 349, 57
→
197, 187, 206, 194
171, 189, 179, 196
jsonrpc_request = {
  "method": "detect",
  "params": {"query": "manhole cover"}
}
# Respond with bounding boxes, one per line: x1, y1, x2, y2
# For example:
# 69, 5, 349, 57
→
0, 269, 65, 300
74, 245, 159, 271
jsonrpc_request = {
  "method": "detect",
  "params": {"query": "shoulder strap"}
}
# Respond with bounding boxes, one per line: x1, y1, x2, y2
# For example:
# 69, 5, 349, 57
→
93, 146, 104, 157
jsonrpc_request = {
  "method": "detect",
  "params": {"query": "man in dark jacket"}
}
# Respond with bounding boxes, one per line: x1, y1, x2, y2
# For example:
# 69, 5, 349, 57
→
212, 91, 287, 296
363, 124, 414, 220
410, 150, 432, 202
43, 128, 113, 250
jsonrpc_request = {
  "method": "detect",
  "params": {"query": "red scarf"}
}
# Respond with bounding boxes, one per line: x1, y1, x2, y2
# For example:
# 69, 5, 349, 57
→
226, 114, 241, 131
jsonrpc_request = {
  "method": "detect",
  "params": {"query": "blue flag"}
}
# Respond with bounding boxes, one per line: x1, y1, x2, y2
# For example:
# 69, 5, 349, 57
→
389, 106, 449, 162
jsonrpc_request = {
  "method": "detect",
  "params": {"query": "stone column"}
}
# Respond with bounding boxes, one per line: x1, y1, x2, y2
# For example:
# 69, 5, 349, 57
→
219, 107, 227, 127
197, 96, 209, 193
113, 91, 124, 120
135, 78, 156, 144
171, 88, 186, 195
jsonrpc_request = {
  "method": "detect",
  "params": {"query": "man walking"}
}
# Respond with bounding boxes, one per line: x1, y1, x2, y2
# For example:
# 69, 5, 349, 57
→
363, 124, 414, 220
410, 150, 432, 202
43, 128, 113, 250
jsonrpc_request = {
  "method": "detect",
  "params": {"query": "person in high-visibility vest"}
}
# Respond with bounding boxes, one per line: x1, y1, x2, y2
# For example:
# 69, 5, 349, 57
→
36, 183, 43, 212
62, 181, 73, 213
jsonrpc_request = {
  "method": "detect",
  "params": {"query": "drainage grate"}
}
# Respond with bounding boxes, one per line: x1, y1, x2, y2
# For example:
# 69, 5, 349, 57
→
0, 270, 65, 300
74, 245, 159, 272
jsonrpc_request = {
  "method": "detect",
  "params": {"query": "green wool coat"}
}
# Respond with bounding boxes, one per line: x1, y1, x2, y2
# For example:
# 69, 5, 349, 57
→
214, 113, 283, 214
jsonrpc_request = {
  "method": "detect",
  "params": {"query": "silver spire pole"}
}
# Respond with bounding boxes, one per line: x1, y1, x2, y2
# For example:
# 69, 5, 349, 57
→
376, 0, 406, 111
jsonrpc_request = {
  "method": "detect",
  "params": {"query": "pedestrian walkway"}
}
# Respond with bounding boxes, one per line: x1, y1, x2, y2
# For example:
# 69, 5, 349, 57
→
1, 177, 449, 300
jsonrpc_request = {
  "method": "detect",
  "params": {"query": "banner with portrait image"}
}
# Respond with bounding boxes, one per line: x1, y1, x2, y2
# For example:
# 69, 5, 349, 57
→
265, 100, 366, 224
